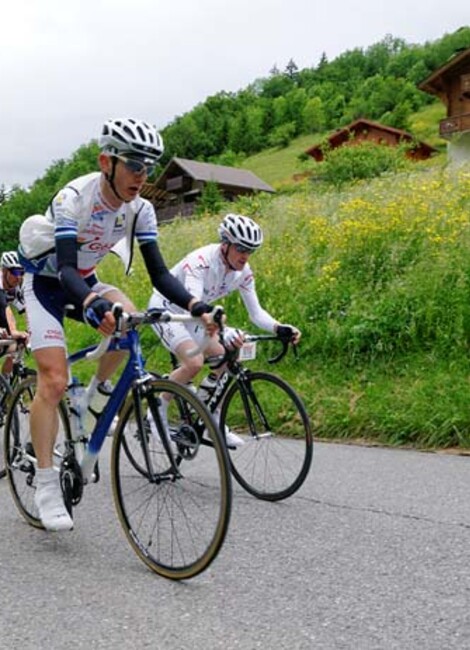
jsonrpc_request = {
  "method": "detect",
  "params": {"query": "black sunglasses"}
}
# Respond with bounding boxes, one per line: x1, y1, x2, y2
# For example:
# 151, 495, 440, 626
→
9, 268, 25, 277
116, 155, 156, 176
234, 244, 255, 254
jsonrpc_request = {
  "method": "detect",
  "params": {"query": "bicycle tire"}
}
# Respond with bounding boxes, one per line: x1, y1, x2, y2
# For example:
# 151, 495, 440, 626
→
220, 370, 313, 501
111, 377, 232, 580
4, 375, 72, 528
0, 373, 12, 479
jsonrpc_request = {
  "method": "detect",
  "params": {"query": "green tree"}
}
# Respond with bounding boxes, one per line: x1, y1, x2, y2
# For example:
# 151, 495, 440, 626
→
302, 96, 326, 133
268, 122, 297, 148
285, 58, 299, 80
195, 181, 224, 215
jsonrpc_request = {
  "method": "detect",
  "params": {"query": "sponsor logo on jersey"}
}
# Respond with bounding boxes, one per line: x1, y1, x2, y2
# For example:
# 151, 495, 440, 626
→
114, 213, 125, 229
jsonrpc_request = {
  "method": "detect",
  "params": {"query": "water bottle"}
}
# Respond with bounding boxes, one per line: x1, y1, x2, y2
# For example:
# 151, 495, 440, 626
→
196, 373, 218, 404
84, 380, 113, 432
68, 378, 87, 441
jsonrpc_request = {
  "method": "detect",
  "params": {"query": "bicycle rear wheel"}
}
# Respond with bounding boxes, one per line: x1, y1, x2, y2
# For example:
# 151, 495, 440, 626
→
0, 373, 12, 479
220, 370, 313, 501
4, 375, 72, 528
111, 377, 232, 580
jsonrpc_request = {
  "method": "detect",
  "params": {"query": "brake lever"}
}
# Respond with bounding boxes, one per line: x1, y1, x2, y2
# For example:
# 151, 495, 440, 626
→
267, 337, 298, 364
112, 303, 124, 338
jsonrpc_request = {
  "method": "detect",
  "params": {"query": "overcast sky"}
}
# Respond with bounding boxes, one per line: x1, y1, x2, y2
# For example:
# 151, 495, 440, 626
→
1, 0, 468, 189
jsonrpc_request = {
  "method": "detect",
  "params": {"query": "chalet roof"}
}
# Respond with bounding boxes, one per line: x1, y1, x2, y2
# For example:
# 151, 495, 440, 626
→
305, 118, 436, 160
419, 47, 470, 97
155, 157, 275, 193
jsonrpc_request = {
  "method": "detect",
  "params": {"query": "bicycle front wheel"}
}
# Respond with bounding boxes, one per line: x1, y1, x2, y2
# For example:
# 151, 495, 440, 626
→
4, 375, 72, 527
220, 371, 313, 501
0, 373, 12, 479
111, 377, 232, 580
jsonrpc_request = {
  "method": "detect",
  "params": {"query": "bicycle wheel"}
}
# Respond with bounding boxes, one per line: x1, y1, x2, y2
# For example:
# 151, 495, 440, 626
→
111, 377, 232, 580
4, 375, 72, 528
220, 370, 313, 501
0, 373, 12, 479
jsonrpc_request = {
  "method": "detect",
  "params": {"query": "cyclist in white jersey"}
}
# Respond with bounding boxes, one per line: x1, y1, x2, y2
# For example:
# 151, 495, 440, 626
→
148, 214, 301, 446
0, 251, 28, 374
18, 118, 214, 532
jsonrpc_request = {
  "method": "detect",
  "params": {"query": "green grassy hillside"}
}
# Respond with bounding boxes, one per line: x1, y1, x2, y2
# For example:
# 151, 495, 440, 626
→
241, 103, 448, 187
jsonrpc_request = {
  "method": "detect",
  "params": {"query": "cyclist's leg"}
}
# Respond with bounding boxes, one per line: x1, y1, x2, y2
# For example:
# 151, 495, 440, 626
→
23, 273, 73, 531
30, 347, 73, 531
5, 374, 72, 527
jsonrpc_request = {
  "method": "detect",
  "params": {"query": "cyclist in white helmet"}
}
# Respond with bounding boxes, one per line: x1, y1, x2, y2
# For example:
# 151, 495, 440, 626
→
148, 213, 301, 447
0, 251, 28, 375
18, 118, 215, 532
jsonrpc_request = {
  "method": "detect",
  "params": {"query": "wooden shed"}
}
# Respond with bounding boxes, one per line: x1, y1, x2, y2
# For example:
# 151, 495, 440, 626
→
142, 157, 275, 223
305, 119, 436, 162
418, 47, 470, 139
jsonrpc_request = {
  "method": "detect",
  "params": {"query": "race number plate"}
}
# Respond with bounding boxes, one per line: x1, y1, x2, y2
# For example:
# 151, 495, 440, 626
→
239, 341, 257, 361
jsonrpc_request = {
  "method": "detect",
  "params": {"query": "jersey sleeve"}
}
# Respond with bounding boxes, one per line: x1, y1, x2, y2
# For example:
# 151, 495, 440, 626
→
51, 188, 81, 241
238, 270, 277, 332
135, 200, 158, 245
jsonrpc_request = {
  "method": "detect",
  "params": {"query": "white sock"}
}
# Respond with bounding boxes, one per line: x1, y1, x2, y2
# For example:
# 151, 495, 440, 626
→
86, 375, 101, 401
36, 467, 58, 485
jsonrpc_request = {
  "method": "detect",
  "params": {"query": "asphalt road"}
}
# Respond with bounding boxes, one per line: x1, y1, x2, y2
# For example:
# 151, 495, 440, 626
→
1, 440, 470, 650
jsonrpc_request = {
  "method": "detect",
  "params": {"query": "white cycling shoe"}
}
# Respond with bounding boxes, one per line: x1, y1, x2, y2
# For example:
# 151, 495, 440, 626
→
35, 478, 73, 532
223, 426, 245, 448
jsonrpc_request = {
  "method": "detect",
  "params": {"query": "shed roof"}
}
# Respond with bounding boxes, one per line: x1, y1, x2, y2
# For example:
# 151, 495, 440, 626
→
305, 118, 436, 161
155, 157, 275, 193
419, 47, 470, 97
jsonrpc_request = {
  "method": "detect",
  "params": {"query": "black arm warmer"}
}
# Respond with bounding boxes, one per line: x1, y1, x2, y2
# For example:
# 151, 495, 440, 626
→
56, 237, 93, 304
0, 291, 9, 330
140, 241, 194, 310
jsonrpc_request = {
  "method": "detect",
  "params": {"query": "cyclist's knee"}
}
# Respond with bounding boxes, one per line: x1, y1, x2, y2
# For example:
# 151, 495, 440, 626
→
34, 350, 68, 404
184, 354, 204, 376
37, 371, 68, 405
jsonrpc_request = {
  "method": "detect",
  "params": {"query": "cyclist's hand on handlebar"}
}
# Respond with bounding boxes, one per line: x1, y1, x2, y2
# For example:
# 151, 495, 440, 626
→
276, 323, 301, 345
223, 326, 245, 349
189, 300, 213, 317
84, 296, 115, 335
190, 300, 222, 337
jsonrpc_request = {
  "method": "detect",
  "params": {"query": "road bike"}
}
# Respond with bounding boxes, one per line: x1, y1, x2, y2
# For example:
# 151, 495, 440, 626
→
3, 308, 232, 580
172, 330, 313, 501
0, 339, 34, 479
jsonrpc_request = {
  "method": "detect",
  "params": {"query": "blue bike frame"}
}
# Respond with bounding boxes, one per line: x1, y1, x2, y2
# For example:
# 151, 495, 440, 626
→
67, 329, 149, 481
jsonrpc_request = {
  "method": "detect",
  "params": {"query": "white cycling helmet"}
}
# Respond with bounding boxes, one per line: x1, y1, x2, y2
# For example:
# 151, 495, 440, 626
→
1, 251, 23, 269
218, 214, 263, 251
99, 118, 164, 163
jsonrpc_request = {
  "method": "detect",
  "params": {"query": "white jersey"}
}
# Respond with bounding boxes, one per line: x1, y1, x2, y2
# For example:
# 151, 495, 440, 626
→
151, 243, 277, 332
25, 173, 157, 278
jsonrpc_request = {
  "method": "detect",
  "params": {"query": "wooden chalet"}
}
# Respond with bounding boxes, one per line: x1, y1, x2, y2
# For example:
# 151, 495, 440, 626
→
141, 157, 275, 223
305, 119, 436, 162
419, 47, 470, 139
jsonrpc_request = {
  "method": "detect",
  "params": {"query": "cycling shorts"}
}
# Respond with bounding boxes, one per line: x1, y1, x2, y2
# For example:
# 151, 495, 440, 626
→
23, 273, 117, 351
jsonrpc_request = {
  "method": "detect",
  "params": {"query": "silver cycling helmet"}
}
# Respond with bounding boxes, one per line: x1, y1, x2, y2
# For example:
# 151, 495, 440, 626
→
218, 214, 264, 251
99, 118, 164, 163
1, 251, 23, 269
